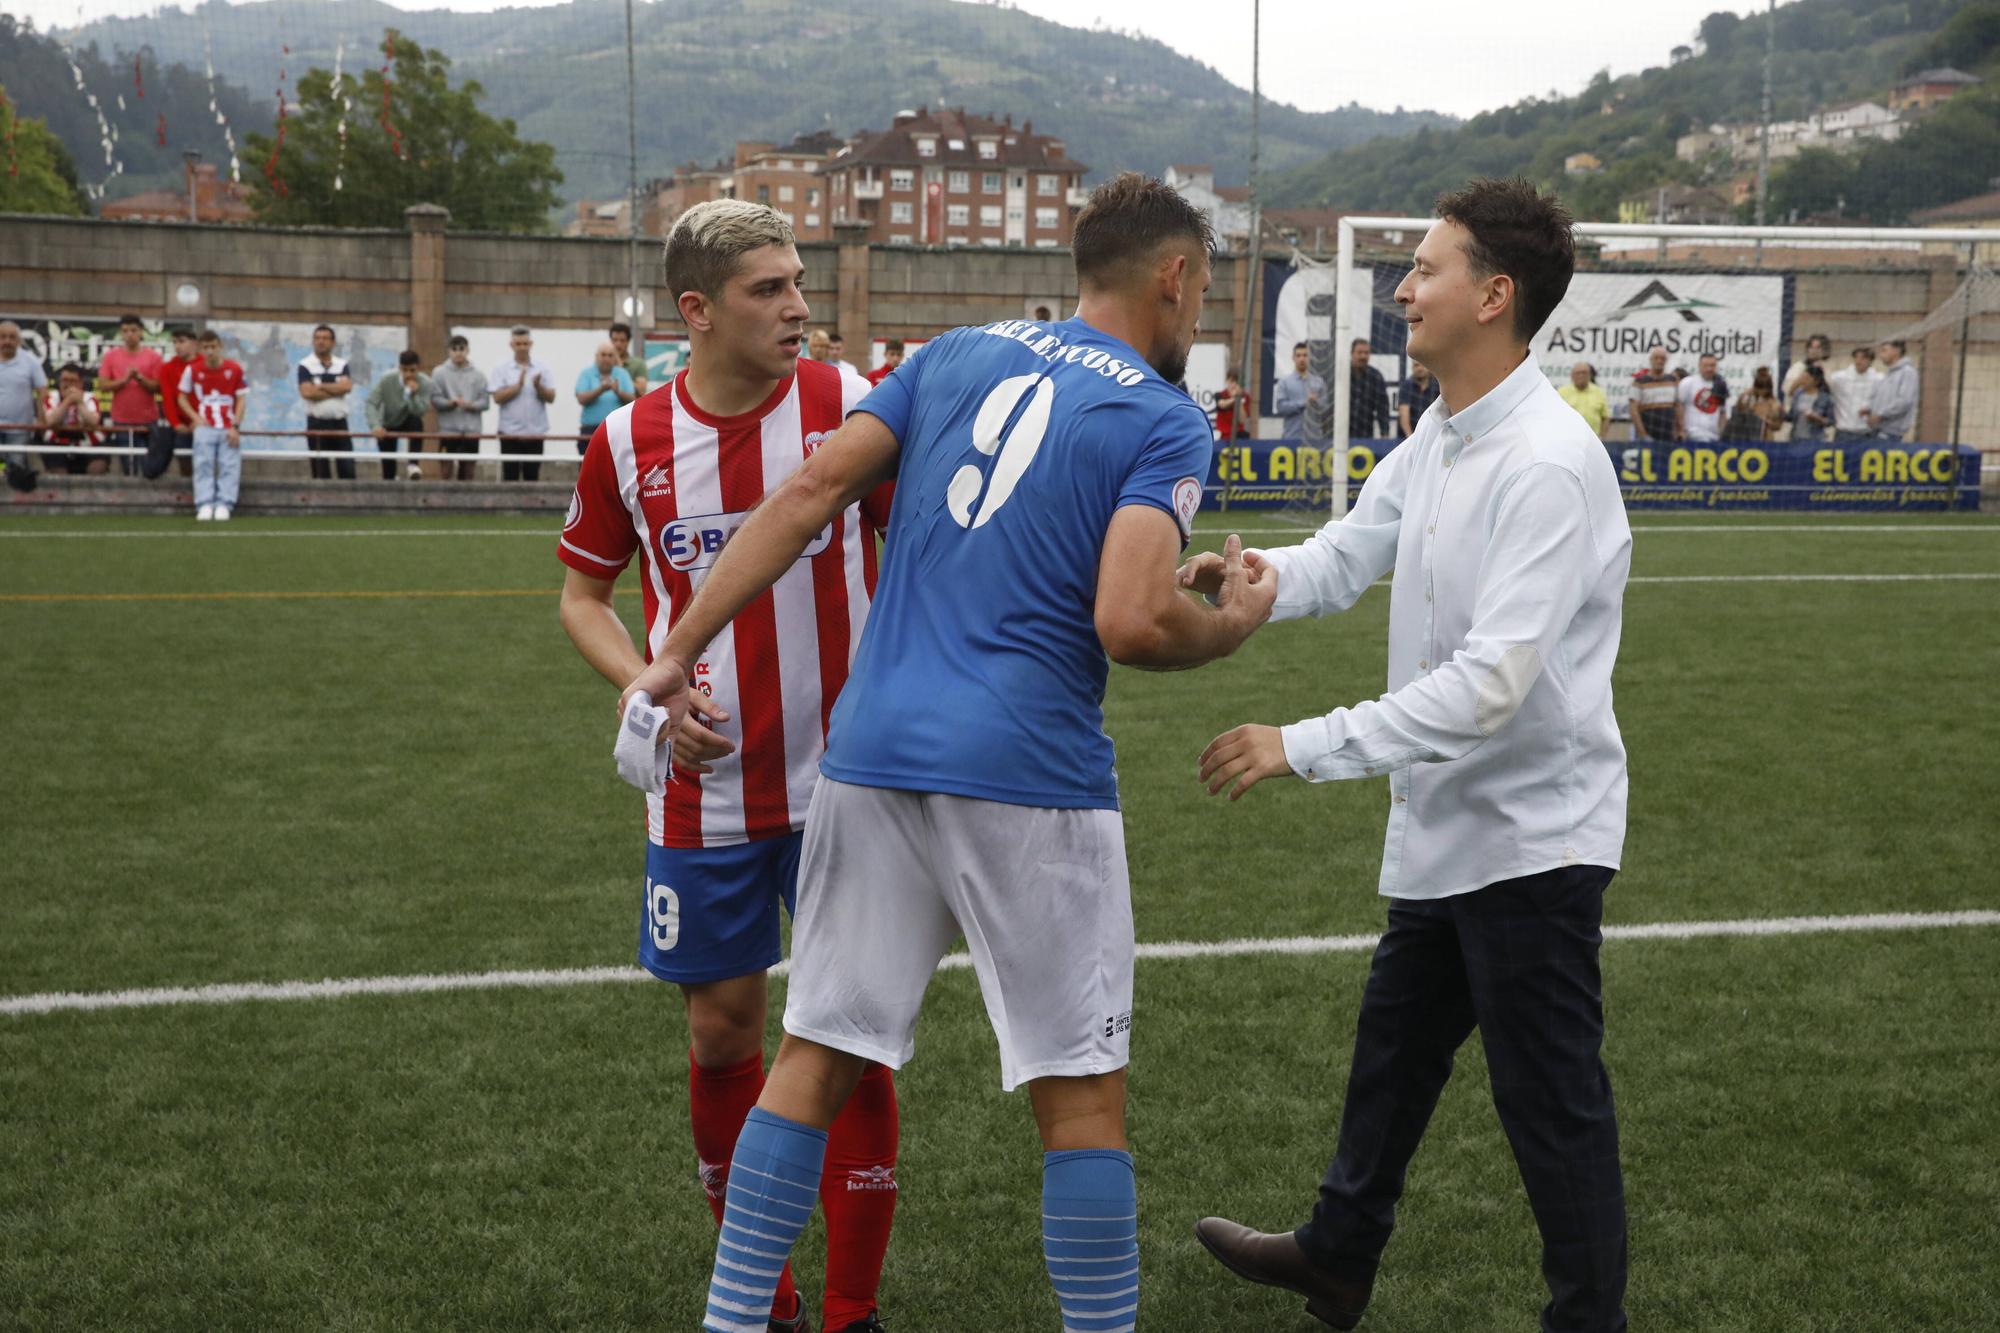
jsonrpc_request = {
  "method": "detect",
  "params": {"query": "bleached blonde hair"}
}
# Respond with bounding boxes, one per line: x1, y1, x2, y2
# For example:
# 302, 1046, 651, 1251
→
663, 200, 797, 303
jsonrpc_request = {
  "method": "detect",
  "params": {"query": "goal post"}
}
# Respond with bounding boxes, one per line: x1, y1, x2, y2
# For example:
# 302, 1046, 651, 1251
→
1327, 218, 2000, 518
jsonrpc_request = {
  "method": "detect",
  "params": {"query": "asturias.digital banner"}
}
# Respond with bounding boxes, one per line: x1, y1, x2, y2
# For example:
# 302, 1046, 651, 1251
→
1206, 438, 1980, 511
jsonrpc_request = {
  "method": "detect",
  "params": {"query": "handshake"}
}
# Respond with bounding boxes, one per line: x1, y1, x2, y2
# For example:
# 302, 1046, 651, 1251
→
1174, 536, 1296, 801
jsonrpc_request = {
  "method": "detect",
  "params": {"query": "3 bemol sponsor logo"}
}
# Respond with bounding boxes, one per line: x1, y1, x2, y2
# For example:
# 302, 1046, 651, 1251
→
661, 511, 832, 572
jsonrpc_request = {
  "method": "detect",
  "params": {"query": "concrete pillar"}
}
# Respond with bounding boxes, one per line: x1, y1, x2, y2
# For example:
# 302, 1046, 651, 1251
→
1918, 252, 1958, 443
406, 204, 450, 368
835, 220, 873, 352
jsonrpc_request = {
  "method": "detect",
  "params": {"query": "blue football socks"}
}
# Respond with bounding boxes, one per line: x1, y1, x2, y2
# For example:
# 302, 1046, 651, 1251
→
1042, 1148, 1140, 1333
704, 1107, 826, 1333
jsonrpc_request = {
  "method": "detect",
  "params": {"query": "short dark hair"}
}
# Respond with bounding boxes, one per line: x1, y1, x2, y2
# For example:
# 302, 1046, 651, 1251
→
118, 314, 144, 329
169, 326, 196, 340
56, 361, 86, 383
313, 324, 335, 338
398, 350, 421, 367
197, 329, 221, 345
1071, 172, 1215, 290
828, 333, 844, 345
1293, 340, 1308, 353
885, 338, 904, 352
1807, 332, 1830, 349
1881, 339, 1906, 353
1433, 177, 1575, 342
1853, 345, 1874, 358
608, 321, 632, 338
1350, 338, 1370, 351
448, 335, 469, 350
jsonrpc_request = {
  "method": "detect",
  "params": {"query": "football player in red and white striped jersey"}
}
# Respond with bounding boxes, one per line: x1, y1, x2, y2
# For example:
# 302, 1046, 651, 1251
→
557, 201, 898, 1333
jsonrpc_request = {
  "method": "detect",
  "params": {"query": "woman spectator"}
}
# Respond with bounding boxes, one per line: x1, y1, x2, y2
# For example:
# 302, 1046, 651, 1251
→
1724, 366, 1785, 442
1787, 363, 1835, 442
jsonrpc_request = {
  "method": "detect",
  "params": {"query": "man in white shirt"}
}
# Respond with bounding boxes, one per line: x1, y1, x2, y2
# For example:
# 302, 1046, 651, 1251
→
1828, 345, 1881, 442
488, 325, 557, 481
296, 324, 356, 480
1184, 178, 1631, 1333
1677, 352, 1727, 442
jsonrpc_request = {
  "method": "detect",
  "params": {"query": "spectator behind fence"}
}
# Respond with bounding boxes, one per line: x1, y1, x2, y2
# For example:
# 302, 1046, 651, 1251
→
1629, 347, 1678, 442
44, 363, 106, 473
1274, 340, 1325, 440
490, 325, 556, 481
367, 351, 435, 481
608, 321, 649, 397
297, 324, 356, 480
1782, 333, 1831, 399
0, 319, 49, 472
1678, 352, 1728, 443
1788, 363, 1835, 442
160, 327, 199, 478
1215, 365, 1248, 439
1829, 346, 1880, 442
806, 327, 832, 362
574, 341, 635, 447
96, 314, 164, 474
867, 337, 904, 386
178, 329, 247, 521
1558, 361, 1610, 439
430, 335, 488, 481
1348, 338, 1392, 439
1870, 340, 1918, 442
1396, 359, 1439, 438
1724, 366, 1784, 441
827, 332, 859, 376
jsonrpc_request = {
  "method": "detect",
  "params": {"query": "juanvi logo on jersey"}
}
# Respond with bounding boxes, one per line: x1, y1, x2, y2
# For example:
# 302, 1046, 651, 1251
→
662, 511, 834, 572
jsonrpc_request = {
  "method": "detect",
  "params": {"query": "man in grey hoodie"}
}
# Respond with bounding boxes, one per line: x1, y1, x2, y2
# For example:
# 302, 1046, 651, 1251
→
430, 335, 490, 480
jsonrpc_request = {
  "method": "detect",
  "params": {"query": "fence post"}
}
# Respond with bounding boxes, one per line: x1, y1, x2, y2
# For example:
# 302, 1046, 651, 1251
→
406, 204, 450, 372
1919, 251, 1957, 444
835, 220, 872, 355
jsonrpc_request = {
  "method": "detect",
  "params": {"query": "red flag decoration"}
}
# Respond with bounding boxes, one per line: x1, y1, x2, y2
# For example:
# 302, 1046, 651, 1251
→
2, 89, 17, 178
379, 35, 405, 160
264, 48, 290, 197
134, 56, 145, 98
156, 111, 166, 147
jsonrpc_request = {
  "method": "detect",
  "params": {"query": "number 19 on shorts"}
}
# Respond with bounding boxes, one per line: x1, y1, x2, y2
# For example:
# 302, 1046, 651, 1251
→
647, 875, 681, 952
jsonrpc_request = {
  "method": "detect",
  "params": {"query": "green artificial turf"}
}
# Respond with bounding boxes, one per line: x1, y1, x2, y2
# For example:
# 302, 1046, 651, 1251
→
2, 511, 1997, 1330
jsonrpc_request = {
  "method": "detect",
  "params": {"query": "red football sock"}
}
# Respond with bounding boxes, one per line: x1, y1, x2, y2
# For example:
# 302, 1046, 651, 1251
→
688, 1050, 802, 1323
818, 1062, 901, 1328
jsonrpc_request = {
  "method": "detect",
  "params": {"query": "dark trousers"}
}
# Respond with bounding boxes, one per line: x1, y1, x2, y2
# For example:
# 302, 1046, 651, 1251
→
377, 420, 424, 480
1296, 864, 1627, 1333
499, 435, 542, 482
308, 424, 355, 481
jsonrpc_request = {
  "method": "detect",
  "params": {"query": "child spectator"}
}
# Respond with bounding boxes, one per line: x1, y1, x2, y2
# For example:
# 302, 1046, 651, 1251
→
178, 330, 248, 521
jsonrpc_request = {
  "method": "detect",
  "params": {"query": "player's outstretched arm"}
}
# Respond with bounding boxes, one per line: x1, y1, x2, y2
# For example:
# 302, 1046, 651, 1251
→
620, 412, 902, 727
1096, 514, 1276, 671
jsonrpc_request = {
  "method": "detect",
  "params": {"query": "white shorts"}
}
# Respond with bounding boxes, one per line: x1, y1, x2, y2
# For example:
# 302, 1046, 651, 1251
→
782, 777, 1134, 1091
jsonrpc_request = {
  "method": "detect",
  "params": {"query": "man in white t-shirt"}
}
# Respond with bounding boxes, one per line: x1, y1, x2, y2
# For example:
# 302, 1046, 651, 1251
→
1677, 353, 1727, 442
1828, 346, 1882, 442
488, 325, 557, 481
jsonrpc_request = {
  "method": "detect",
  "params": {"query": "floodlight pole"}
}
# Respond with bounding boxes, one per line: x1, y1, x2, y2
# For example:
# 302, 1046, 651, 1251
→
1332, 217, 1353, 519
624, 0, 641, 333
1953, 244, 1973, 444
1234, 0, 1262, 436
1754, 0, 1775, 262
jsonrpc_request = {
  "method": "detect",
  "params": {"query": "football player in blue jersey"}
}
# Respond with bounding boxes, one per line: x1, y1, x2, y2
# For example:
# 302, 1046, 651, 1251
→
621, 173, 1276, 1333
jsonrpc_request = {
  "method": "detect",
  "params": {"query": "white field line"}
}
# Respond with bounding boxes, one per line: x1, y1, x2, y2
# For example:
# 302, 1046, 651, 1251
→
5, 909, 1996, 1018
1628, 572, 2000, 584
3, 522, 1998, 541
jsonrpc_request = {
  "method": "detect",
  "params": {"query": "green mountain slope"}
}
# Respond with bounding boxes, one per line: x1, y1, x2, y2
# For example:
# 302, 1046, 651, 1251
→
58, 0, 1454, 206
1268, 0, 1998, 223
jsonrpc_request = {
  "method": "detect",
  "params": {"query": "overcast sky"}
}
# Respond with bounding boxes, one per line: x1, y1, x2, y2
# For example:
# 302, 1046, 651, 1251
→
40, 0, 1776, 120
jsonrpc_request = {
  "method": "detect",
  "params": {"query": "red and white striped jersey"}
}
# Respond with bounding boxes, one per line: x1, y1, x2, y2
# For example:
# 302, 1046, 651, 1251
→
558, 358, 892, 849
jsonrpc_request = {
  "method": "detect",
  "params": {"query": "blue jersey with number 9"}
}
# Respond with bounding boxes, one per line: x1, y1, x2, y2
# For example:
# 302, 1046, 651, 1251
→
827, 317, 1215, 810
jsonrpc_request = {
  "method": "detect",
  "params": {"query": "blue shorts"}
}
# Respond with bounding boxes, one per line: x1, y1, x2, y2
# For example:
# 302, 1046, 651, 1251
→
639, 834, 802, 985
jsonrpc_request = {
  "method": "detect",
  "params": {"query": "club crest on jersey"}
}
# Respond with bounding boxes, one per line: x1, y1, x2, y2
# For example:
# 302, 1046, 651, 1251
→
662, 510, 835, 572
803, 430, 831, 457
1172, 476, 1202, 540
563, 489, 582, 531
640, 464, 672, 499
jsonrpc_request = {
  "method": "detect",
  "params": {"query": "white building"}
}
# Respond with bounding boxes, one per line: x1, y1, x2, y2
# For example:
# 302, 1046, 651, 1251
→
1164, 164, 1253, 249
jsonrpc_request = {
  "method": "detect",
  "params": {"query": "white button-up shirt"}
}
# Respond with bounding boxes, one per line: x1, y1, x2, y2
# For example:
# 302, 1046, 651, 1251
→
1256, 353, 1631, 900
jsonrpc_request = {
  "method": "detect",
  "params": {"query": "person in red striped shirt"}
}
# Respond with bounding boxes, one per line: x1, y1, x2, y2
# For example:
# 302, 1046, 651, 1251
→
176, 330, 247, 521
556, 200, 898, 1333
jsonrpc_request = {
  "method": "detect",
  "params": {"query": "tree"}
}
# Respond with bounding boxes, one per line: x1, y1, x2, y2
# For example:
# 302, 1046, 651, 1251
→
0, 83, 90, 215
242, 29, 561, 231
1699, 10, 1744, 55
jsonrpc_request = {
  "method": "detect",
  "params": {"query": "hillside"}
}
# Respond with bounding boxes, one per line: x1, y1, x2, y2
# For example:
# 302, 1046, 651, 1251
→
1267, 0, 2000, 223
58, 0, 1454, 207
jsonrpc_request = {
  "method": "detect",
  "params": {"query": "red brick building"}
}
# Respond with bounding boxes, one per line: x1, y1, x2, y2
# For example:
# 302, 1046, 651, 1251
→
100, 161, 253, 225
720, 132, 843, 242
823, 107, 1088, 248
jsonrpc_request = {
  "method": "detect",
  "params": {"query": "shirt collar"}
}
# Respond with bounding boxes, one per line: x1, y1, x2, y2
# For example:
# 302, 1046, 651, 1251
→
1443, 352, 1542, 444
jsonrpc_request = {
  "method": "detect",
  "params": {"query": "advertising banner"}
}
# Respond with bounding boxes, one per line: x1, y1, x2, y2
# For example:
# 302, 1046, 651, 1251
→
1206, 437, 1980, 512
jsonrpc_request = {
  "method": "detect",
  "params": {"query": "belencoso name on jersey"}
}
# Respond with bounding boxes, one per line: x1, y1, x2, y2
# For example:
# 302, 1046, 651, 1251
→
980, 320, 1148, 387
662, 511, 834, 572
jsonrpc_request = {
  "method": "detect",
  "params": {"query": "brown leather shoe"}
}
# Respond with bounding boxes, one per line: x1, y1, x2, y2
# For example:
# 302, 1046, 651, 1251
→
1193, 1217, 1372, 1330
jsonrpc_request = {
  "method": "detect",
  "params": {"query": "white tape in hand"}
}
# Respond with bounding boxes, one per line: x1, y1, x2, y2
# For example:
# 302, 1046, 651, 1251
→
614, 690, 675, 792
